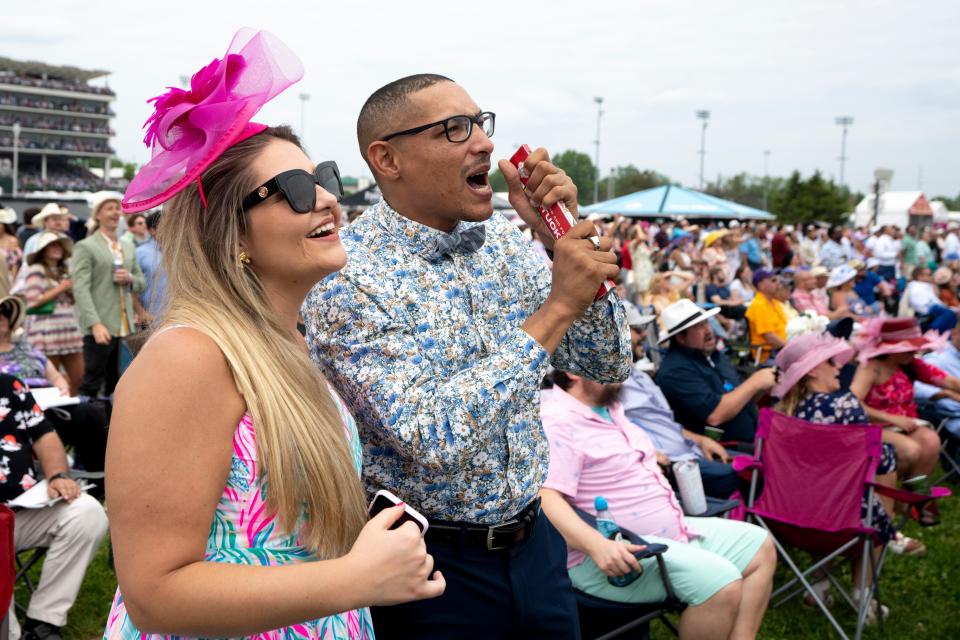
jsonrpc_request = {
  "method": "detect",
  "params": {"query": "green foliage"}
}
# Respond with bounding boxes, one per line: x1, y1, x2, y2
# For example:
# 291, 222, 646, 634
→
706, 171, 853, 225
598, 165, 672, 200
121, 161, 138, 181
551, 149, 596, 205
15, 468, 960, 639
933, 193, 960, 210
489, 168, 508, 192
771, 170, 850, 225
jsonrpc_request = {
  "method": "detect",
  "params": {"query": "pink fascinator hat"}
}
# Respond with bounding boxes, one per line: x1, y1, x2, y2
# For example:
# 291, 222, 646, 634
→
851, 315, 948, 364
122, 28, 303, 213
771, 333, 855, 398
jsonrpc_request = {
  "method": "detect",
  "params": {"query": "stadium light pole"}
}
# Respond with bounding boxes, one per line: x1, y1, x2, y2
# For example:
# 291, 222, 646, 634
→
696, 110, 710, 190
11, 122, 20, 198
835, 116, 853, 188
299, 93, 311, 140
593, 97, 603, 204
762, 149, 771, 211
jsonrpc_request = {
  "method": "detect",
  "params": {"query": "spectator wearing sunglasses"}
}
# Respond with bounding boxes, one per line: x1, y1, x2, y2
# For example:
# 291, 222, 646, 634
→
105, 31, 444, 640
304, 74, 631, 638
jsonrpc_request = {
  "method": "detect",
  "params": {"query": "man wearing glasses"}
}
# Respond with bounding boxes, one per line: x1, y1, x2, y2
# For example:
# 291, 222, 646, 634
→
303, 74, 630, 638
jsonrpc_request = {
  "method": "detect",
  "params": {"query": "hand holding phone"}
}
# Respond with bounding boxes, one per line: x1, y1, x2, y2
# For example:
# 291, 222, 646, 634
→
345, 491, 445, 606
368, 489, 429, 536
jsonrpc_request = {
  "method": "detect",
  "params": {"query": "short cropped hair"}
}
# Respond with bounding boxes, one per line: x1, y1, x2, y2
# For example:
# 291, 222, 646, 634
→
356, 73, 453, 166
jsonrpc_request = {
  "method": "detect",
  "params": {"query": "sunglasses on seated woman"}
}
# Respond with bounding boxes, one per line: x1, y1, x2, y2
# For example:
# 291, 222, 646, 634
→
241, 161, 343, 213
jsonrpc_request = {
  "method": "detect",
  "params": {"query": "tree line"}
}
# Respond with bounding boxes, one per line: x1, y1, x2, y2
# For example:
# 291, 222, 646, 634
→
489, 149, 960, 227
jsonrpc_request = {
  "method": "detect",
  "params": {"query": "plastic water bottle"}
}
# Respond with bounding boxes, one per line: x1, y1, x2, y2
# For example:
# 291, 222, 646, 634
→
594, 496, 640, 587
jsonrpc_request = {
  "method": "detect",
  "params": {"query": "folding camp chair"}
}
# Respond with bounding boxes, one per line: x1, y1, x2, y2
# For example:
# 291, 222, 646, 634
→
571, 506, 684, 640
916, 406, 960, 485
736, 409, 951, 640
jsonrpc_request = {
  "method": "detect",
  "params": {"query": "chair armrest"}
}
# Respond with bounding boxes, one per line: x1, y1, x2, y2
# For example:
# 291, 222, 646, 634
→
866, 482, 952, 504
571, 506, 669, 559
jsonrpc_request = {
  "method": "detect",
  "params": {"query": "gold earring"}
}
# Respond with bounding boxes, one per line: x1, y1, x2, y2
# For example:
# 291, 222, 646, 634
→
238, 251, 251, 266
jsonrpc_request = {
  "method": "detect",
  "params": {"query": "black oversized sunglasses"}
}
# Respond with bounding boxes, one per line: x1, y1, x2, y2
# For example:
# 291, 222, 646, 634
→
381, 112, 495, 143
241, 161, 343, 213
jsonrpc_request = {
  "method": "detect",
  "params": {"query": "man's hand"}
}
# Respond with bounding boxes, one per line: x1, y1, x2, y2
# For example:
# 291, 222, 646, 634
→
91, 323, 112, 345
113, 268, 132, 285
498, 147, 579, 250
544, 220, 620, 320
587, 535, 645, 578
47, 476, 81, 502
655, 451, 670, 467
698, 436, 730, 463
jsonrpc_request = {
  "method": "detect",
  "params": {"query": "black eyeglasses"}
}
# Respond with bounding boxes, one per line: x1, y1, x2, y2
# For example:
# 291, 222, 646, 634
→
381, 112, 495, 143
241, 161, 343, 214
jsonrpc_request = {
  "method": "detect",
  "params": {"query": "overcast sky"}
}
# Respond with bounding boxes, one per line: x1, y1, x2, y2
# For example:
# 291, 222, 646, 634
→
3, 0, 958, 198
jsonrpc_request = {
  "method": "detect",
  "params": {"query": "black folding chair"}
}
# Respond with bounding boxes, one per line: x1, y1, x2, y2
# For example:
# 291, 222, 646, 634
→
571, 506, 684, 640
14, 547, 47, 616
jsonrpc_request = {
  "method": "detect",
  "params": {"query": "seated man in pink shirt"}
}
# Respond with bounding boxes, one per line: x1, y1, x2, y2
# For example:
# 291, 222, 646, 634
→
791, 268, 852, 321
540, 370, 776, 640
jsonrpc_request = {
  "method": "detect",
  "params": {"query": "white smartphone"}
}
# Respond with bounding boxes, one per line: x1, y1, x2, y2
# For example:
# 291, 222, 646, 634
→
367, 489, 429, 536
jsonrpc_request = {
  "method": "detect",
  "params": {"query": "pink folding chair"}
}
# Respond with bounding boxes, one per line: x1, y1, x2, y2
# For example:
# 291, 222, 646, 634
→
735, 408, 951, 640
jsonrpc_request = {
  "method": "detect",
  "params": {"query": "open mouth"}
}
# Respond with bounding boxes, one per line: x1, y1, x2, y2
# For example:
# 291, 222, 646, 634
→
306, 221, 337, 239
466, 170, 492, 194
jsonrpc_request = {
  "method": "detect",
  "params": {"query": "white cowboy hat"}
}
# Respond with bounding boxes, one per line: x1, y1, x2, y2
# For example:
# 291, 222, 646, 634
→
0, 207, 15, 225
658, 298, 721, 343
32, 202, 69, 227
827, 264, 857, 289
623, 302, 656, 328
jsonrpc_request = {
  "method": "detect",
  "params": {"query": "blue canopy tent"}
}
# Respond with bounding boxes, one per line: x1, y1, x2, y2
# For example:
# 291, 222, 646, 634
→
582, 184, 774, 220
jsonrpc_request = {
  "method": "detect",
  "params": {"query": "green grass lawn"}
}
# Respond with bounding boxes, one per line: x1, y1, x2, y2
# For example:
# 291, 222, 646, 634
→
14, 471, 960, 639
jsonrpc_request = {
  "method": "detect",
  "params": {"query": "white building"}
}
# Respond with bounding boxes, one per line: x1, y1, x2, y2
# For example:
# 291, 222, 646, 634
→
853, 190, 935, 229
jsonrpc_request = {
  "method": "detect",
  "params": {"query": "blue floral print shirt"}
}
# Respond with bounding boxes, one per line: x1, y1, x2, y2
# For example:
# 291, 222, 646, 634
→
304, 200, 631, 524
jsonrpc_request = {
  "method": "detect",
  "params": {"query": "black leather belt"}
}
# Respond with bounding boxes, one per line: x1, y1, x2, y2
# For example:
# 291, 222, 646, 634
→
425, 498, 541, 551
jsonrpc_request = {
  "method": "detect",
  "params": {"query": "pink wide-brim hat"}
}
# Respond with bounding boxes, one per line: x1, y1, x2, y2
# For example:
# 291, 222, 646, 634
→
771, 333, 855, 398
122, 28, 304, 213
851, 315, 949, 364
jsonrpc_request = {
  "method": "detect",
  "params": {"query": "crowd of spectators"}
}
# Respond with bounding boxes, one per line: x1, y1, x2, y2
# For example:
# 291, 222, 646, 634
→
0, 73, 115, 96
523, 213, 960, 631
0, 135, 113, 154
13, 164, 119, 193
0, 93, 112, 116
0, 112, 113, 135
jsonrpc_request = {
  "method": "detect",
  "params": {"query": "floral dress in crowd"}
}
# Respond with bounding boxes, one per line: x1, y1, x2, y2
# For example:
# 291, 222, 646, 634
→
794, 391, 896, 542
104, 389, 375, 640
13, 264, 83, 356
863, 357, 947, 418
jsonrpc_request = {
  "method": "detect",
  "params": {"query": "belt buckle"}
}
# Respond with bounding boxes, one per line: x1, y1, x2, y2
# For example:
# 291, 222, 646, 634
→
486, 518, 519, 551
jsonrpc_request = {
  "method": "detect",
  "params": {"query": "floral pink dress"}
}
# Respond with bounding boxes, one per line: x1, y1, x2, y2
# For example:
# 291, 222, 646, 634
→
863, 357, 946, 418
103, 393, 374, 639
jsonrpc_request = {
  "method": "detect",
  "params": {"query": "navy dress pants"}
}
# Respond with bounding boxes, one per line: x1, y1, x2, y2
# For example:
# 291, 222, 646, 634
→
372, 512, 580, 639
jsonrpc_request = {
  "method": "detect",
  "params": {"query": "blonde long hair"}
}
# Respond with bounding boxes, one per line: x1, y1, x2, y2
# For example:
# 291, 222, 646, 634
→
156, 126, 366, 557
773, 378, 811, 417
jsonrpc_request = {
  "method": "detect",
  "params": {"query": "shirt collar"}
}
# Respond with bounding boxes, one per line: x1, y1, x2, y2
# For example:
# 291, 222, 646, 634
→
669, 342, 716, 367
368, 198, 485, 258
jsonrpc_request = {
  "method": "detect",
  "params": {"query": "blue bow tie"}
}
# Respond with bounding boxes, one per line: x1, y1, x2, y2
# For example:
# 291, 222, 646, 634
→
423, 224, 486, 262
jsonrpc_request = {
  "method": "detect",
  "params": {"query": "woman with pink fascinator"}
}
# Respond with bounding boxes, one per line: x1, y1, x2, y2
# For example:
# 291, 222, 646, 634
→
104, 30, 443, 640
850, 316, 957, 526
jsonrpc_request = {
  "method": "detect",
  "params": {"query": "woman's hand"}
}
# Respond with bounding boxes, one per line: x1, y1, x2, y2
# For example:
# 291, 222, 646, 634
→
344, 504, 445, 607
58, 278, 73, 293
586, 534, 646, 578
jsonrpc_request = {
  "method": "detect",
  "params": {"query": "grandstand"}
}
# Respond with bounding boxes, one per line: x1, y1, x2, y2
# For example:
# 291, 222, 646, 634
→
0, 56, 119, 195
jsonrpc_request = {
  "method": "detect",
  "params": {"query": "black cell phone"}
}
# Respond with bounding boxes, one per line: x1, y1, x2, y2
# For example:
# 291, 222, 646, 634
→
368, 489, 429, 536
